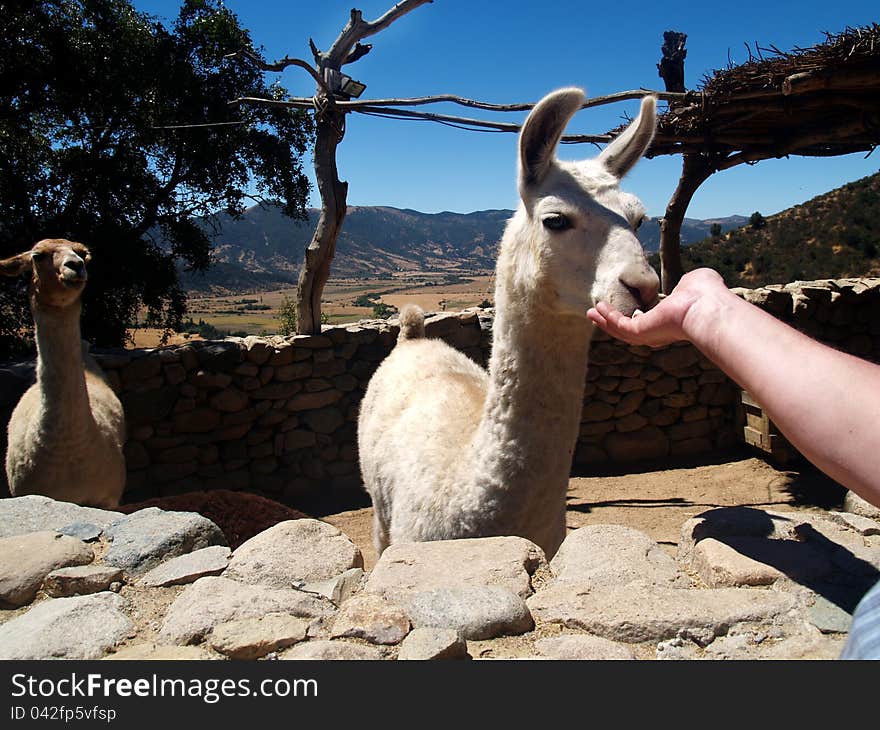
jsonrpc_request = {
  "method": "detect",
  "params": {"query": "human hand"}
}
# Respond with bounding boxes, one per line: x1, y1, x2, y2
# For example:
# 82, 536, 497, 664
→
587, 268, 727, 347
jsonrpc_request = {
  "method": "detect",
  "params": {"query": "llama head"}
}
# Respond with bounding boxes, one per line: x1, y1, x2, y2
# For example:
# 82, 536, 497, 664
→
0, 238, 91, 309
515, 88, 659, 318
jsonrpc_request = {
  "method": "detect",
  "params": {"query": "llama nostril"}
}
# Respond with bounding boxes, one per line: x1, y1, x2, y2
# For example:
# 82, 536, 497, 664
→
621, 277, 659, 309
638, 280, 660, 308
65, 259, 85, 276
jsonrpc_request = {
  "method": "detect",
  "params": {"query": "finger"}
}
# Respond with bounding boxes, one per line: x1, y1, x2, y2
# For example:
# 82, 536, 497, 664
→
592, 303, 638, 340
586, 307, 607, 328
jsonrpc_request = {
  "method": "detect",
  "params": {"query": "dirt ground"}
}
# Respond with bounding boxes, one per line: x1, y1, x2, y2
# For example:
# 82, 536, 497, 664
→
323, 449, 847, 571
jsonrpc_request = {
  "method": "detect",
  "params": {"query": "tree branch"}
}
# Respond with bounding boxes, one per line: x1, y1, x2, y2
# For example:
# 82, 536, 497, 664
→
323, 0, 433, 67
227, 49, 329, 94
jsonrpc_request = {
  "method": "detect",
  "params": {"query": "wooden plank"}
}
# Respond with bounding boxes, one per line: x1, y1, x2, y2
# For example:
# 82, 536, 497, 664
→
746, 411, 768, 431
743, 425, 766, 450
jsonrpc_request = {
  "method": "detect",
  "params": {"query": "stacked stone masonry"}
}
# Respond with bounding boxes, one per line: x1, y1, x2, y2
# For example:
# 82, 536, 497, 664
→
1, 278, 879, 504
1, 495, 876, 660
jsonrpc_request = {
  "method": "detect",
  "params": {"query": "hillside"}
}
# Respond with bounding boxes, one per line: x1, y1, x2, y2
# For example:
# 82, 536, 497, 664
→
672, 172, 880, 287
180, 205, 745, 293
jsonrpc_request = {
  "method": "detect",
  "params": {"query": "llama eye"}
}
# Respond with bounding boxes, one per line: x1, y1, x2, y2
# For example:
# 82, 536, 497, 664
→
31, 251, 45, 261
542, 214, 571, 232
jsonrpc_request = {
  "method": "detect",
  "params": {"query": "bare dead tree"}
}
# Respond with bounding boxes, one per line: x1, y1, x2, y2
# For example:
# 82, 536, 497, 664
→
658, 31, 688, 94
658, 30, 694, 293
233, 16, 879, 307
238, 0, 433, 334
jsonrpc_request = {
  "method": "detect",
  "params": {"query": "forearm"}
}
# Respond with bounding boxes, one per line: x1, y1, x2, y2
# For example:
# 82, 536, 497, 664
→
684, 288, 880, 506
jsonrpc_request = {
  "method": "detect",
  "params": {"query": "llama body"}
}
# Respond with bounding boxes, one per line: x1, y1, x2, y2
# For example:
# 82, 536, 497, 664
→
359, 88, 659, 558
2, 239, 126, 508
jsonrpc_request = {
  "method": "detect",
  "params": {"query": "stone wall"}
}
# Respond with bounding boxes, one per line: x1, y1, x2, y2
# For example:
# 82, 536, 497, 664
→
1, 277, 879, 508
94, 310, 489, 507
734, 277, 880, 362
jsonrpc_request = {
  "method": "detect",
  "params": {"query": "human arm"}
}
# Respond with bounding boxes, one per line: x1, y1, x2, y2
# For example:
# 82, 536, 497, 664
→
588, 268, 880, 508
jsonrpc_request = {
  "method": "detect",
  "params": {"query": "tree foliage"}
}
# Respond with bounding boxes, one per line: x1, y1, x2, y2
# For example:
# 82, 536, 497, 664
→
749, 211, 767, 230
0, 0, 312, 352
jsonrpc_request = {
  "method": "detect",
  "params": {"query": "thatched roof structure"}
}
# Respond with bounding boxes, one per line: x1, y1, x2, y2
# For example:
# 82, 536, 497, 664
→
645, 23, 880, 292
649, 24, 880, 166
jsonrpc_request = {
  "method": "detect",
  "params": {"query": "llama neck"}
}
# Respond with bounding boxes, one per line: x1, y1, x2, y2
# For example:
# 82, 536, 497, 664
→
32, 301, 90, 419
466, 261, 593, 533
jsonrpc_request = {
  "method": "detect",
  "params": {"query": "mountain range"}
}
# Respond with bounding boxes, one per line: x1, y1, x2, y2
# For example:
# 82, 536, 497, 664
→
180, 205, 747, 293
674, 172, 880, 287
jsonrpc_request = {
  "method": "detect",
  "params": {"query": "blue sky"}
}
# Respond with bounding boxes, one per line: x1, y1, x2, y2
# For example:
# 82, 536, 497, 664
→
134, 0, 878, 218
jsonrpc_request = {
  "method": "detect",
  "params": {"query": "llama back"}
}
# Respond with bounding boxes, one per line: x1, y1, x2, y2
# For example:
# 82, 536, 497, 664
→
358, 327, 490, 552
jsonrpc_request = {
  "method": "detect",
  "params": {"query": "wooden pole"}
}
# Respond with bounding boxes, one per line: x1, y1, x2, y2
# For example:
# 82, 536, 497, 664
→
659, 153, 713, 293
293, 0, 432, 333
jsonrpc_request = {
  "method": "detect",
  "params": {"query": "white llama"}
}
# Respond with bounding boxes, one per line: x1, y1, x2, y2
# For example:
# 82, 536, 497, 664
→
358, 88, 660, 558
1, 239, 126, 508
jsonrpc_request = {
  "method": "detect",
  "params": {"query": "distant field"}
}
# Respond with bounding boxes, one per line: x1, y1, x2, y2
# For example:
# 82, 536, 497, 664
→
128, 272, 495, 346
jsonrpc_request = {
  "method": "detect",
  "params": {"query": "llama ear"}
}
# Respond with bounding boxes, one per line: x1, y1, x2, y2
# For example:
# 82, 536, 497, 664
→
598, 95, 656, 179
519, 87, 586, 194
0, 252, 34, 278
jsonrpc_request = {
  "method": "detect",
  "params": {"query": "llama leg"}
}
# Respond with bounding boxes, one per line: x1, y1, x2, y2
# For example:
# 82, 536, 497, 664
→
372, 514, 390, 556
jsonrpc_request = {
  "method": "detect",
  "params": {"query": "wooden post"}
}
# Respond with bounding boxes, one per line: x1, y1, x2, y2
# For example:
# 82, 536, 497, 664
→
659, 153, 713, 293
294, 0, 433, 333
657, 31, 687, 94
295, 97, 348, 333
657, 29, 700, 294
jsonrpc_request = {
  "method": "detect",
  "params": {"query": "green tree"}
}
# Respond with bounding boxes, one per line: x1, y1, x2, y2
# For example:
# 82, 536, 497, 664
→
277, 295, 298, 336
372, 302, 398, 319
749, 211, 767, 230
710, 223, 722, 237
0, 0, 312, 352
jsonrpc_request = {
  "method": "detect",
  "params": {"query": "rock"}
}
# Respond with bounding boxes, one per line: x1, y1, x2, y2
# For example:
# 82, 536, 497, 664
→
843, 491, 880, 521
280, 640, 385, 660
604, 427, 669, 461
105, 644, 218, 660
103, 507, 226, 576
589, 342, 630, 365
653, 346, 700, 372
121, 386, 178, 427
397, 628, 469, 660
365, 536, 546, 600
397, 585, 533, 640
208, 613, 311, 659
656, 621, 843, 660
330, 594, 411, 645
0, 495, 122, 539
827, 511, 880, 536
57, 522, 103, 542
0, 592, 133, 659
691, 537, 834, 587
173, 408, 221, 433
225, 519, 362, 589
209, 388, 250, 413
302, 568, 364, 604
286, 390, 343, 412
677, 507, 794, 563
550, 525, 688, 588
0, 531, 94, 607
159, 576, 336, 645
43, 565, 123, 598
809, 594, 854, 634
303, 407, 345, 434
781, 513, 880, 577
196, 342, 242, 370
526, 581, 800, 643
534, 634, 637, 660
139, 545, 231, 587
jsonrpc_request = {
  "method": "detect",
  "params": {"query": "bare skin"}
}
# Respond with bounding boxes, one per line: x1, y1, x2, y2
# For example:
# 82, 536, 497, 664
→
588, 267, 880, 509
